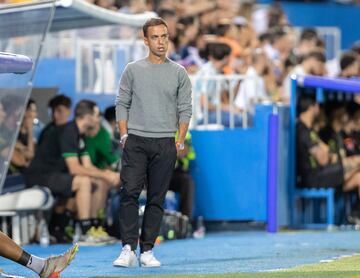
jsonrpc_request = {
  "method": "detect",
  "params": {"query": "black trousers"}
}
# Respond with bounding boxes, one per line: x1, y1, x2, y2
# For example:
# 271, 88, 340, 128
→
299, 162, 344, 189
119, 134, 177, 252
169, 170, 194, 219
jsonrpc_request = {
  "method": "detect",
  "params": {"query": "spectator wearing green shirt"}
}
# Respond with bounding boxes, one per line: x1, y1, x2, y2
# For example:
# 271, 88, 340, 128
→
85, 115, 120, 170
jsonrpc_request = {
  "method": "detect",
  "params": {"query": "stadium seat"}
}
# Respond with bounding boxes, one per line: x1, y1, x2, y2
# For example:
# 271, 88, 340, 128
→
0, 181, 54, 245
293, 188, 335, 229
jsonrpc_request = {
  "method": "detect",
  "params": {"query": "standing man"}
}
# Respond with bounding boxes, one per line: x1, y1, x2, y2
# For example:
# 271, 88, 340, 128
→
113, 17, 192, 268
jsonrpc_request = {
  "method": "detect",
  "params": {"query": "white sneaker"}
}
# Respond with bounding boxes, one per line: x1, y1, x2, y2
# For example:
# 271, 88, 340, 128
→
113, 245, 138, 267
140, 250, 161, 267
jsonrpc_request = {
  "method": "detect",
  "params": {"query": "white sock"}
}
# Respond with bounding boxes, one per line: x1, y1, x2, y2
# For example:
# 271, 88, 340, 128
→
26, 255, 46, 274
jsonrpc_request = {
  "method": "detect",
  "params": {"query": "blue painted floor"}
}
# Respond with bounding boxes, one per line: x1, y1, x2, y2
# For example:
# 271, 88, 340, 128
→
1, 231, 360, 277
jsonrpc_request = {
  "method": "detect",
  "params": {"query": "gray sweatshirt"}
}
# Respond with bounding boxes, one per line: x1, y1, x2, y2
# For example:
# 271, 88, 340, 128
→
115, 57, 192, 138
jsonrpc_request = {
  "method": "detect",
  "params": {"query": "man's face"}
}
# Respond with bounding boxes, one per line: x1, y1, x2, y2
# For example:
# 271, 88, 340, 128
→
83, 106, 100, 136
144, 25, 169, 58
26, 103, 37, 121
279, 34, 293, 55
344, 61, 360, 77
312, 103, 320, 118
54, 105, 71, 126
309, 59, 325, 76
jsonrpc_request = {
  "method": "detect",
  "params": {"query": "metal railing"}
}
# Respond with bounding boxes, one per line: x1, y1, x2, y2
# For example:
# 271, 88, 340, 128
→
190, 74, 273, 129
76, 37, 147, 93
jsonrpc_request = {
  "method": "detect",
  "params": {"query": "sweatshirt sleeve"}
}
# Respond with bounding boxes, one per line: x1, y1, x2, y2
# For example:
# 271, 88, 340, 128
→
177, 68, 193, 124
115, 65, 133, 121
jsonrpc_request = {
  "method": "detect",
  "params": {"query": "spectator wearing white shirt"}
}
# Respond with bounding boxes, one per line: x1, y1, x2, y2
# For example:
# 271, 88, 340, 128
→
234, 49, 270, 116
194, 42, 243, 127
282, 51, 326, 104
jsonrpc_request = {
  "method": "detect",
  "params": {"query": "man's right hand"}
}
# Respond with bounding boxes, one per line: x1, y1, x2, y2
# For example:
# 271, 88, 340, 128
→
120, 134, 128, 148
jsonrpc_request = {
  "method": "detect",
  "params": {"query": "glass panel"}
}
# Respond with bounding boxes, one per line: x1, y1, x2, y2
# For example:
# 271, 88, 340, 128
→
0, 3, 55, 193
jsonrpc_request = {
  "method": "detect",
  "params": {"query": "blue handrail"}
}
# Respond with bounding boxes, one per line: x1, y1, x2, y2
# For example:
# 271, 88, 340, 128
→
0, 52, 33, 74
297, 75, 360, 93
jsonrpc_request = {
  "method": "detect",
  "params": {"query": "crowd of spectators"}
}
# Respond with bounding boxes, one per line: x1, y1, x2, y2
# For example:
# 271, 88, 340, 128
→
1, 0, 360, 240
86, 1, 360, 128
2, 93, 197, 244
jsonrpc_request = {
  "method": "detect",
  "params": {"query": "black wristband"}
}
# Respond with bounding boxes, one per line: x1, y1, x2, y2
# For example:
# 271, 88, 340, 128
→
18, 250, 31, 266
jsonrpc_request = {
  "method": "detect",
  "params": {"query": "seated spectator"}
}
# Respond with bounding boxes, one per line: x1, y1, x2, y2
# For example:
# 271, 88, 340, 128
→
0, 95, 23, 169
85, 107, 120, 170
339, 51, 359, 78
264, 28, 292, 65
296, 28, 319, 57
169, 131, 195, 220
103, 105, 121, 161
8, 99, 37, 174
37, 94, 72, 242
234, 16, 258, 51
234, 49, 271, 117
25, 100, 120, 245
296, 95, 360, 196
320, 104, 351, 161
103, 105, 118, 139
171, 16, 200, 67
158, 9, 177, 41
216, 19, 242, 74
38, 94, 72, 145
283, 51, 326, 104
195, 42, 242, 127
320, 103, 360, 222
342, 104, 360, 157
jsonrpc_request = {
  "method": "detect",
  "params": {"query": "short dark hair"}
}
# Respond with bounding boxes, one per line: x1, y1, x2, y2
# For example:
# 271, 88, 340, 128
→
207, 43, 231, 61
340, 51, 358, 71
297, 94, 317, 114
143, 17, 168, 37
157, 9, 176, 19
27, 98, 36, 109
303, 51, 326, 63
104, 106, 116, 123
48, 94, 72, 110
75, 99, 97, 118
332, 106, 348, 124
269, 28, 286, 44
300, 28, 318, 42
258, 32, 271, 43
215, 23, 231, 37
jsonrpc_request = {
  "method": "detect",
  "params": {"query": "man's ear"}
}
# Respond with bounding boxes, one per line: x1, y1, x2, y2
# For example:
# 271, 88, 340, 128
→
144, 36, 149, 47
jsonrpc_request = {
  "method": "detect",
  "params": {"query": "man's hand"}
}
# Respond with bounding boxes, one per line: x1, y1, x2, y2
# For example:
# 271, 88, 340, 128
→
120, 134, 128, 148
103, 170, 120, 186
175, 141, 185, 153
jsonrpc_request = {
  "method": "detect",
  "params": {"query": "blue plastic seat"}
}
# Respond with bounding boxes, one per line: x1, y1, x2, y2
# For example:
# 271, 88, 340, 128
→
293, 188, 335, 229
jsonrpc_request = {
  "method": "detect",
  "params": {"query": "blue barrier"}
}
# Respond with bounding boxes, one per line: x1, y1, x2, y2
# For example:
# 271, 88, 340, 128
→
0, 52, 33, 74
267, 112, 279, 233
297, 75, 360, 93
